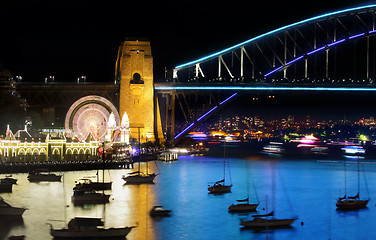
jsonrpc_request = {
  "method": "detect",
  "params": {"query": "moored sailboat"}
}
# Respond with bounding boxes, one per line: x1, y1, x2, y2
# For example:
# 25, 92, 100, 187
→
122, 170, 157, 184
336, 193, 369, 209
240, 210, 297, 228
122, 127, 157, 184
71, 189, 110, 205
208, 141, 232, 194
229, 160, 259, 212
74, 178, 112, 190
0, 197, 27, 216
228, 198, 259, 212
27, 171, 62, 182
49, 217, 136, 238
208, 179, 232, 194
240, 163, 297, 228
336, 157, 369, 210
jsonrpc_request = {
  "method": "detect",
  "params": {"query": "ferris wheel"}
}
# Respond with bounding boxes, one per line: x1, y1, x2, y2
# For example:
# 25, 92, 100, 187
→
65, 95, 120, 142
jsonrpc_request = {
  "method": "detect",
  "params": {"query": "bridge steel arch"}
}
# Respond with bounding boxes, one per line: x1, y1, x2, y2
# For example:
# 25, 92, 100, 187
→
173, 4, 376, 84
167, 5, 376, 145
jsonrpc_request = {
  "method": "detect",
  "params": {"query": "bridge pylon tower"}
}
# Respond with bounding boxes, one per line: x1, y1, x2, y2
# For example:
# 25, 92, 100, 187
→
116, 38, 164, 143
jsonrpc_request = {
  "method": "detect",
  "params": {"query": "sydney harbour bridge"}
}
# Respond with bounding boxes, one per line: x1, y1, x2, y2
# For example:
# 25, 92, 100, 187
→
14, 4, 376, 145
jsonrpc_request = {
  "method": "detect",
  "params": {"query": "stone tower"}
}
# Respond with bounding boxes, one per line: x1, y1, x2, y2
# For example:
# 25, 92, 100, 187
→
116, 38, 164, 143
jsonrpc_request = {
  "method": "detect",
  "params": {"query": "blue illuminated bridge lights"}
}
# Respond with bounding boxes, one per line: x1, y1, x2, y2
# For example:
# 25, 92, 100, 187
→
154, 86, 376, 91
174, 4, 376, 71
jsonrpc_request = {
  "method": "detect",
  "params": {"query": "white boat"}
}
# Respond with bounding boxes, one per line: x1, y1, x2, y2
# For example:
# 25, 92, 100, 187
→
157, 151, 178, 162
122, 171, 157, 184
240, 216, 297, 228
0, 197, 26, 216
71, 189, 110, 204
149, 206, 172, 216
263, 142, 284, 154
49, 217, 136, 238
342, 145, 365, 156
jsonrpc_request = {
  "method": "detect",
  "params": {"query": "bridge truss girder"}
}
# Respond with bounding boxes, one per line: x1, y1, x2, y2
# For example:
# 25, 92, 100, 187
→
157, 89, 237, 145
16, 83, 119, 127
16, 83, 119, 109
173, 5, 376, 84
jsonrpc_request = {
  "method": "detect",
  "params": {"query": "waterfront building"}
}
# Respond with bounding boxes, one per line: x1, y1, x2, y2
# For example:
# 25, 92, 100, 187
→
0, 115, 131, 162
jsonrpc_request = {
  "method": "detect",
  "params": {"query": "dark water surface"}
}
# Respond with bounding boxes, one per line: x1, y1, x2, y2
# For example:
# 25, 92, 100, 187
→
2, 150, 376, 239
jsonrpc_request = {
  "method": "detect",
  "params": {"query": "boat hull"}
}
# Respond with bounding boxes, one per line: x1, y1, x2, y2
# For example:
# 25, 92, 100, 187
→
228, 203, 259, 212
71, 194, 110, 204
50, 226, 134, 238
240, 218, 297, 228
28, 174, 62, 182
0, 207, 26, 216
75, 182, 112, 190
208, 184, 232, 194
336, 199, 369, 209
0, 183, 12, 193
122, 174, 156, 184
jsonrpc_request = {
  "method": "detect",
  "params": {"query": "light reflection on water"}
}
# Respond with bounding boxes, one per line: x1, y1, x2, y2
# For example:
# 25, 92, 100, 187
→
1, 154, 376, 239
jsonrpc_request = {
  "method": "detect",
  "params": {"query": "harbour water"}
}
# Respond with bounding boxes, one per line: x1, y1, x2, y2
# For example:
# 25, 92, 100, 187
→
2, 145, 376, 239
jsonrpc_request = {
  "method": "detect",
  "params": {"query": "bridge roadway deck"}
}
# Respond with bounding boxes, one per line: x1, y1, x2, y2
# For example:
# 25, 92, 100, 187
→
16, 82, 119, 108
154, 83, 376, 92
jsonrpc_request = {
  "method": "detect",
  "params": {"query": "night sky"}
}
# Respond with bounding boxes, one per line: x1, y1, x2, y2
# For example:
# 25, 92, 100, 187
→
1, 0, 375, 123
1, 0, 364, 82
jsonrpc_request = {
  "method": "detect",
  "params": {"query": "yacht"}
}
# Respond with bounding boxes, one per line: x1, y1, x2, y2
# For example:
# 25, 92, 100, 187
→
0, 176, 17, 184
149, 206, 172, 216
74, 178, 112, 190
28, 171, 62, 182
71, 189, 110, 205
208, 179, 232, 194
240, 216, 297, 228
336, 193, 369, 209
49, 217, 136, 238
0, 197, 27, 216
228, 198, 259, 212
0, 182, 12, 192
122, 171, 157, 184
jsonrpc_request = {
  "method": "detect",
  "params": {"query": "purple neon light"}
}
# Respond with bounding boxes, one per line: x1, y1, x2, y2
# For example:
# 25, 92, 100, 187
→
264, 30, 376, 77
264, 66, 284, 77
328, 38, 346, 47
349, 32, 365, 39
286, 55, 304, 66
174, 93, 238, 140
219, 93, 238, 105
307, 46, 326, 56
197, 106, 218, 122
174, 123, 194, 139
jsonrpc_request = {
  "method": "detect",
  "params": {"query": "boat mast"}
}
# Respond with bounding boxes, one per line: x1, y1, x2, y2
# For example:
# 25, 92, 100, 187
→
223, 140, 226, 182
138, 127, 141, 173
344, 159, 347, 196
357, 156, 360, 195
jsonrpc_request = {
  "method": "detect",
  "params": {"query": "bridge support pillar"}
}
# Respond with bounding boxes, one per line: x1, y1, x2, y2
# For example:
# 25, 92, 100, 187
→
116, 39, 164, 143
